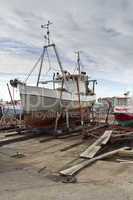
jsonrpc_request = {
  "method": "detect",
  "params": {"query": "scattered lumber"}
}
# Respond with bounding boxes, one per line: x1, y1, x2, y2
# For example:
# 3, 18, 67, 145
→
39, 127, 82, 142
86, 124, 108, 136
60, 141, 84, 152
85, 132, 99, 139
5, 129, 31, 137
109, 130, 133, 144
39, 136, 55, 143
58, 132, 80, 139
0, 126, 16, 132
60, 147, 128, 176
80, 130, 112, 158
111, 136, 133, 143
4, 131, 21, 137
116, 159, 133, 164
0, 133, 43, 147
2, 127, 25, 133
112, 131, 133, 138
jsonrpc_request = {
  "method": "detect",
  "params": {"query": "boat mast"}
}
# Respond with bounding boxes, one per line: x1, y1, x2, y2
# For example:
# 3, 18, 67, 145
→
37, 21, 52, 86
36, 47, 46, 86
75, 51, 84, 125
76, 51, 81, 75
41, 20, 52, 45
37, 21, 65, 86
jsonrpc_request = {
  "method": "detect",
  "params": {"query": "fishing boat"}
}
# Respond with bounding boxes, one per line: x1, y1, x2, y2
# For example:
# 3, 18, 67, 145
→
10, 22, 97, 128
113, 96, 133, 126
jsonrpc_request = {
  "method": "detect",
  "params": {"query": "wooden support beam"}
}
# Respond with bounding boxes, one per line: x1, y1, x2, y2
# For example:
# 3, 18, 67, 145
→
65, 110, 70, 129
5, 129, 31, 137
112, 131, 133, 138
39, 136, 55, 143
116, 159, 133, 164
80, 130, 112, 159
60, 147, 128, 176
54, 112, 62, 135
111, 136, 133, 143
117, 149, 133, 157
87, 124, 108, 135
0, 133, 43, 147
60, 141, 84, 152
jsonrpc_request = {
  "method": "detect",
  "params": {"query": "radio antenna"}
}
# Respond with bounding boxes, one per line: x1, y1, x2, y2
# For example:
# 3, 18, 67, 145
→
41, 21, 53, 45
75, 51, 81, 74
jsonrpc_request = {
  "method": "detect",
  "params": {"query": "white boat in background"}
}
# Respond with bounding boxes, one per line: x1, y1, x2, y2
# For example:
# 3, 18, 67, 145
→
10, 22, 97, 128
0, 100, 23, 118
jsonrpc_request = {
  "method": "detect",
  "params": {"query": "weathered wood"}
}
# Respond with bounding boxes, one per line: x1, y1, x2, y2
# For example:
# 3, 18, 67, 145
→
3, 127, 25, 133
58, 132, 80, 139
60, 141, 84, 152
101, 130, 112, 144
112, 131, 133, 138
117, 149, 133, 157
87, 124, 108, 135
0, 133, 43, 147
86, 132, 99, 139
116, 159, 133, 164
39, 127, 81, 142
60, 147, 128, 176
111, 136, 133, 143
4, 131, 21, 137
80, 130, 112, 158
54, 112, 62, 134
5, 129, 31, 137
80, 145, 101, 159
0, 126, 17, 132
65, 110, 70, 129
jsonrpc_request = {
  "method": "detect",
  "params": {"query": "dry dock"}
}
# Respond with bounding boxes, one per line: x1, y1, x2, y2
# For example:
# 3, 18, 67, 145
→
0, 126, 133, 200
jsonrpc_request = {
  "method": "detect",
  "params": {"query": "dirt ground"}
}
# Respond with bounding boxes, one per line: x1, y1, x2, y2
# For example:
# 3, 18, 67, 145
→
0, 132, 133, 200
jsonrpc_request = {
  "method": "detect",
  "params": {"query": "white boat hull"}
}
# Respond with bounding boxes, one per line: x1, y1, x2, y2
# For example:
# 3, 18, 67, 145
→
18, 84, 96, 128
19, 85, 96, 112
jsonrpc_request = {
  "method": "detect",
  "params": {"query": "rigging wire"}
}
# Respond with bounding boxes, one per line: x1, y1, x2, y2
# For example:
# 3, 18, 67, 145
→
45, 48, 61, 72
73, 62, 78, 74
40, 49, 52, 79
24, 53, 43, 83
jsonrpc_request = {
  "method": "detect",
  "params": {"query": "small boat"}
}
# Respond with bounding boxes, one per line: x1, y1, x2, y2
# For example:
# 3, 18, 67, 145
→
10, 22, 97, 128
113, 96, 133, 126
0, 101, 23, 119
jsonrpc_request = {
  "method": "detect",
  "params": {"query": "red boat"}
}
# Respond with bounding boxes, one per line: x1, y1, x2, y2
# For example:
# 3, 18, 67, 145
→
114, 106, 133, 126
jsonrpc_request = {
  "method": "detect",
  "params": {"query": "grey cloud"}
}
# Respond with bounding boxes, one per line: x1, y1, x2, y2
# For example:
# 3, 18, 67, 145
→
0, 0, 133, 86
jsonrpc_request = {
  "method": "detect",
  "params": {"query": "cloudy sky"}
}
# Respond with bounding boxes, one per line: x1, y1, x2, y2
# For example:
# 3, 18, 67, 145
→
0, 0, 133, 100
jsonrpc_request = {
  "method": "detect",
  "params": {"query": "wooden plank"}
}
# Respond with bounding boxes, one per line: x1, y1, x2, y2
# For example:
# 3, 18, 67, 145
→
60, 147, 128, 176
80, 132, 105, 159
80, 130, 112, 159
4, 131, 20, 137
80, 145, 101, 159
116, 159, 133, 164
87, 124, 108, 136
117, 149, 133, 157
112, 131, 133, 138
5, 129, 31, 137
101, 130, 112, 144
111, 136, 133, 143
60, 141, 84, 152
0, 133, 43, 147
